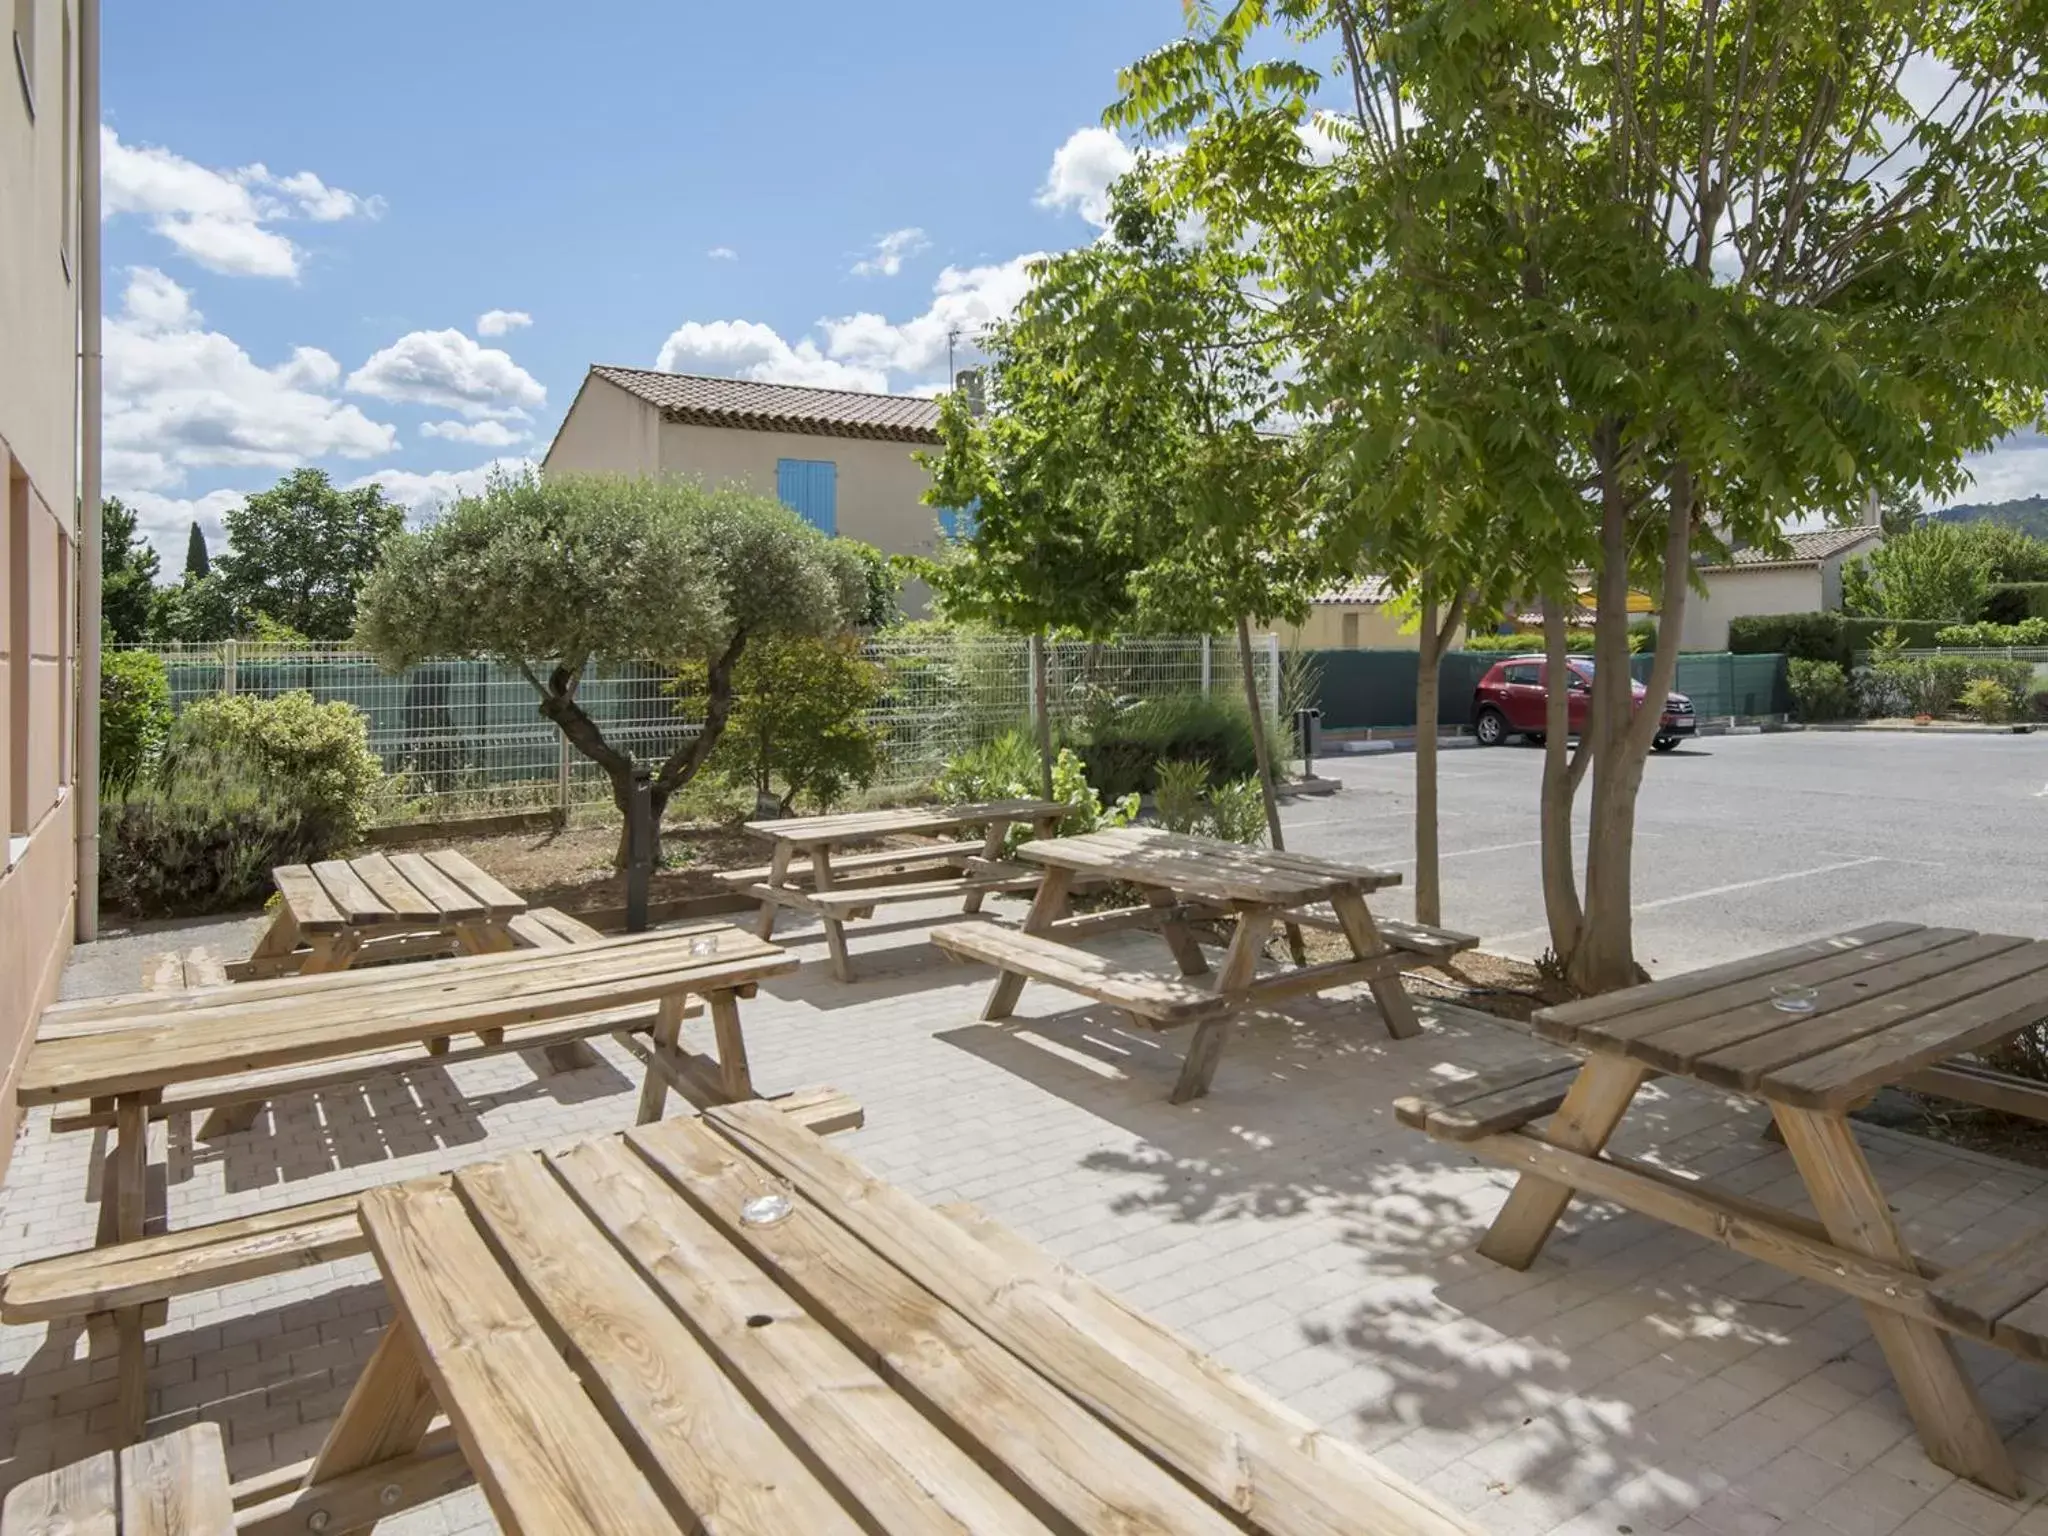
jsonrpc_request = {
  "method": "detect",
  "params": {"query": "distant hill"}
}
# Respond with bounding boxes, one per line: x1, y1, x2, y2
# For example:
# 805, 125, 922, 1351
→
1931, 495, 2048, 540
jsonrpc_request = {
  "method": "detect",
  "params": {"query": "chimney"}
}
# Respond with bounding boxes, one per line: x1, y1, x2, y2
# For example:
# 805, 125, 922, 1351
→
958, 367, 987, 418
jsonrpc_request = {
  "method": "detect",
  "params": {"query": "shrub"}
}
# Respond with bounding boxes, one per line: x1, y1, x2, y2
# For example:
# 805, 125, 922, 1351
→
1933, 617, 2048, 647
1857, 656, 2036, 718
1842, 617, 1952, 653
99, 650, 171, 795
1462, 630, 1598, 654
1206, 777, 1267, 845
1986, 583, 2048, 624
703, 635, 886, 815
1153, 758, 1211, 834
1074, 693, 1259, 799
1787, 659, 1854, 722
1727, 613, 1850, 666
934, 729, 1043, 803
2031, 687, 2048, 723
1149, 759, 1267, 845
172, 692, 385, 844
1960, 677, 2018, 723
1048, 747, 1140, 837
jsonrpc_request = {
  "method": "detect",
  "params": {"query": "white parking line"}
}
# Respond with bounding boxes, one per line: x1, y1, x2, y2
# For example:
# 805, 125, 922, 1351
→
1484, 855, 1886, 947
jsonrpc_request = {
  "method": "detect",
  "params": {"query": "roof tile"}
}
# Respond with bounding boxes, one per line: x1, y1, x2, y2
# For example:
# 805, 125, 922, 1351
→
1713, 527, 1882, 568
590, 365, 943, 443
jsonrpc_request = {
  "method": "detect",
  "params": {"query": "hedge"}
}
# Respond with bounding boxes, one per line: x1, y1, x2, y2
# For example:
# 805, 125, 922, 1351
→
1726, 613, 1954, 664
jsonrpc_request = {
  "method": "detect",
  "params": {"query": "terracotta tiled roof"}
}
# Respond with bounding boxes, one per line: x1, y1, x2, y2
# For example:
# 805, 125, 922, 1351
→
1710, 527, 1881, 569
590, 366, 943, 444
1316, 576, 1397, 605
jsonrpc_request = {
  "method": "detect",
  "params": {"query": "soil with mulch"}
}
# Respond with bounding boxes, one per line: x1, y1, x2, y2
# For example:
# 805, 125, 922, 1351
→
432, 820, 766, 918
1275, 926, 1570, 1023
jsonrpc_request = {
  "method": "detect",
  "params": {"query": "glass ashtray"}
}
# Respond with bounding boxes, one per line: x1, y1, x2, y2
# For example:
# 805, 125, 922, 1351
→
1769, 983, 1820, 1014
741, 1193, 794, 1227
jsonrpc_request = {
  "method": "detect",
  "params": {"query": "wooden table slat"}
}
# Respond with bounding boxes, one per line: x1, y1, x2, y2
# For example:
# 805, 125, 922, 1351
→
386, 852, 490, 920
347, 852, 441, 919
553, 1136, 1053, 1535
424, 848, 529, 916
454, 1153, 864, 1533
747, 799, 1065, 847
270, 865, 346, 933
310, 859, 398, 926
1015, 827, 1393, 906
356, 1181, 685, 1535
628, 1118, 1247, 1536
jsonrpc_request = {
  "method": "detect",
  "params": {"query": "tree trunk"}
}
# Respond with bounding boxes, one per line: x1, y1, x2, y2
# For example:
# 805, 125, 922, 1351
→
1030, 630, 1055, 801
1565, 466, 1698, 995
1236, 616, 1306, 965
1539, 598, 1588, 964
1413, 588, 1467, 929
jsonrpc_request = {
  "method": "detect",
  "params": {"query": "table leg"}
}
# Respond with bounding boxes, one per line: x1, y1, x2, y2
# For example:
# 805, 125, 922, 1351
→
1329, 888, 1421, 1039
241, 905, 304, 978
1478, 1057, 1648, 1270
756, 844, 792, 940
106, 1094, 150, 1445
960, 821, 1008, 914
707, 989, 755, 1102
809, 845, 856, 983
1149, 888, 1211, 977
982, 866, 1074, 1021
636, 992, 692, 1125
1171, 909, 1274, 1104
298, 932, 363, 976
305, 1318, 438, 1486
1773, 1105, 2019, 1495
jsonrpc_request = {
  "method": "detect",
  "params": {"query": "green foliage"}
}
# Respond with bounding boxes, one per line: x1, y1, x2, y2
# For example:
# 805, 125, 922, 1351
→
1463, 631, 1599, 654
1840, 524, 1995, 622
2032, 687, 2048, 724
174, 692, 384, 844
1048, 746, 1140, 837
101, 496, 161, 645
1151, 759, 1266, 845
183, 521, 210, 579
147, 572, 238, 643
1932, 619, 2048, 647
1152, 758, 1211, 833
216, 469, 405, 640
1858, 657, 2037, 718
933, 730, 1042, 804
1843, 618, 1953, 653
1073, 693, 1259, 800
99, 650, 171, 795
1727, 613, 1850, 666
1950, 522, 2048, 584
703, 635, 886, 814
1786, 660, 1854, 723
246, 612, 311, 644
1986, 584, 2048, 625
842, 540, 901, 629
1959, 677, 2018, 724
1207, 777, 1267, 845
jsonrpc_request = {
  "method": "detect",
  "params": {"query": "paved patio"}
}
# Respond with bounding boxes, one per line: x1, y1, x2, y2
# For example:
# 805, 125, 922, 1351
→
8, 899, 2048, 1536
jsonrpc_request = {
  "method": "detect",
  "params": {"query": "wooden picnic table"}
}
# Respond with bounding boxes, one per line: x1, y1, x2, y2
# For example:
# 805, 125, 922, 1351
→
730, 797, 1068, 981
1400, 922, 2048, 1495
20, 925, 795, 1445
310, 1097, 1477, 1536
934, 826, 1475, 1103
232, 847, 530, 979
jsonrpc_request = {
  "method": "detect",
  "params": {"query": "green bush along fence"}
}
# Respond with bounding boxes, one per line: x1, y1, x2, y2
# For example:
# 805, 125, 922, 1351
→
122, 634, 1277, 826
1308, 649, 1790, 730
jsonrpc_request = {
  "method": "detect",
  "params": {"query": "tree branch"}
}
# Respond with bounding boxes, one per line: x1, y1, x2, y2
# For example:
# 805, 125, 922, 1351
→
655, 629, 751, 792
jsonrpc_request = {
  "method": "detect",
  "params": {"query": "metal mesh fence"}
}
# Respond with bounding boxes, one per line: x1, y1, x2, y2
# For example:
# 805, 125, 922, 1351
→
125, 634, 1275, 826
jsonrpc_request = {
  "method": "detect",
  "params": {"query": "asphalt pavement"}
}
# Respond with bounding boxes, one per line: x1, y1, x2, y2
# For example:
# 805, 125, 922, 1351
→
1282, 730, 2048, 975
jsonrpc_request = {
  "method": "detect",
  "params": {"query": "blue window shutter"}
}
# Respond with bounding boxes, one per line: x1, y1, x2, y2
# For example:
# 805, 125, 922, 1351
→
938, 496, 979, 541
775, 458, 837, 535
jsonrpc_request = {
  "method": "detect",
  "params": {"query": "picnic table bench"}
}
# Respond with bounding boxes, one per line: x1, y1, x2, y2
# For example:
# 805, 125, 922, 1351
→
12, 926, 795, 1446
1397, 921, 2048, 1495
284, 1098, 1477, 1536
934, 826, 1475, 1103
726, 797, 1067, 980
231, 847, 531, 980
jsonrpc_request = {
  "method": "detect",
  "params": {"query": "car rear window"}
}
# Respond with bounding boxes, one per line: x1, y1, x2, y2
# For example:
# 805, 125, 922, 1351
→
1502, 663, 1539, 685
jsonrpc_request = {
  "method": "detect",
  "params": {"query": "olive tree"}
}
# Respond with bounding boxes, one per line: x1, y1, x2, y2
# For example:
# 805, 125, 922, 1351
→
356, 472, 869, 857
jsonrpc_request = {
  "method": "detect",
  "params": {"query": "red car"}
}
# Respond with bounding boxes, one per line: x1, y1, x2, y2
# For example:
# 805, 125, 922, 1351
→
1472, 655, 1695, 752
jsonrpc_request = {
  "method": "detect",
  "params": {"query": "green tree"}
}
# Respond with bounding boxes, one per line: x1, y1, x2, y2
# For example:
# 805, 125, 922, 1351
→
701, 635, 886, 814
1842, 522, 1996, 621
100, 496, 161, 645
217, 468, 405, 640
146, 572, 238, 644
183, 521, 210, 579
355, 472, 870, 860
1119, 0, 2048, 995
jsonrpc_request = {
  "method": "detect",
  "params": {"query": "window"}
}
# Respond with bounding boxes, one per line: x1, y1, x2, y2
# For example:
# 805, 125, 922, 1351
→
775, 458, 837, 535
12, 0, 33, 118
1501, 663, 1539, 686
936, 498, 978, 542
1339, 612, 1360, 649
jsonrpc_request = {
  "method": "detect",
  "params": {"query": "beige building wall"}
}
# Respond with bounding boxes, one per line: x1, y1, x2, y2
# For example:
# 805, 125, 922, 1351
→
1281, 603, 1454, 651
541, 374, 661, 478
0, 0, 83, 1176
1679, 566, 1825, 651
654, 421, 939, 556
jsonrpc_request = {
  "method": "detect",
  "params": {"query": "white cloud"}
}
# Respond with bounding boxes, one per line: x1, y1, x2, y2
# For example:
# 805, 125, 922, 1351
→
1038, 127, 1137, 227
851, 227, 930, 278
818, 254, 1044, 378
105, 267, 397, 498
1941, 430, 2048, 508
346, 329, 547, 419
707, 245, 738, 261
101, 127, 381, 279
121, 488, 247, 567
349, 457, 536, 517
420, 418, 526, 447
475, 308, 532, 338
654, 319, 890, 392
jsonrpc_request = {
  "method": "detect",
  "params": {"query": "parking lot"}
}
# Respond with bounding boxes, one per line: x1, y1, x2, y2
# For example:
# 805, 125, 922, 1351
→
1289, 730, 2048, 973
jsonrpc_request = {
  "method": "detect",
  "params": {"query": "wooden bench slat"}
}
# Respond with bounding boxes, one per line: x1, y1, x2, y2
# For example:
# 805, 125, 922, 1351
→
1373, 919, 1482, 964
506, 906, 606, 950
810, 872, 1038, 916
1394, 1062, 1583, 1141
746, 798, 1063, 846
0, 1447, 115, 1535
1930, 1229, 2048, 1337
930, 923, 1229, 1023
716, 843, 982, 886
181, 948, 227, 989
119, 1422, 234, 1536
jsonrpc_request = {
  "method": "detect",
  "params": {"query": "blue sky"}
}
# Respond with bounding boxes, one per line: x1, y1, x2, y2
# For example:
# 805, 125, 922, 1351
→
100, 0, 2046, 566
101, 0, 1179, 561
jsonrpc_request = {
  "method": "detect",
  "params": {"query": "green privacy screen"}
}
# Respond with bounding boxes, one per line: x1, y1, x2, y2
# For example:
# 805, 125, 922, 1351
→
1309, 650, 1790, 729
